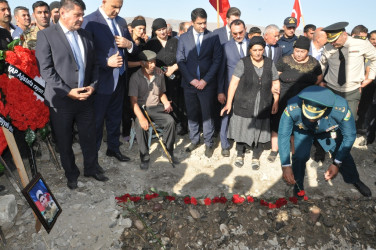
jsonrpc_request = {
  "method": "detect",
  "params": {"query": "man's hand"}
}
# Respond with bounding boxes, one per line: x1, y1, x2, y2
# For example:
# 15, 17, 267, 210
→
164, 101, 173, 113
139, 117, 149, 131
318, 82, 327, 87
196, 79, 207, 90
218, 93, 226, 105
107, 51, 123, 68
190, 79, 199, 88
272, 85, 280, 95
282, 166, 296, 185
115, 35, 132, 49
271, 101, 278, 114
220, 104, 231, 116
324, 164, 339, 180
67, 87, 91, 101
165, 66, 175, 77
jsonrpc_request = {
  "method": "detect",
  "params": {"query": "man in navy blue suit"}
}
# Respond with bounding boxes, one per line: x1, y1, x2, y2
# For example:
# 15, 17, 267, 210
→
218, 19, 249, 157
212, 7, 241, 45
176, 8, 222, 157
82, 0, 136, 163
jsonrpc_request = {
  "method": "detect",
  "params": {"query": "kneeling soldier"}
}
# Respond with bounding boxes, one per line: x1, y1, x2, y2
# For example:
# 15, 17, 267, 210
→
278, 85, 371, 197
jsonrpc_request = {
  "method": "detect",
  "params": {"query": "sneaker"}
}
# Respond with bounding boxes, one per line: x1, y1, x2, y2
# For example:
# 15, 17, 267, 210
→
267, 151, 278, 163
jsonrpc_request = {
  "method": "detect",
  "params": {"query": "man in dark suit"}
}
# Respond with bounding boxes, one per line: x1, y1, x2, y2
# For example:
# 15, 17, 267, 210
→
212, 7, 241, 45
263, 24, 283, 162
82, 0, 136, 162
36, 0, 108, 190
176, 8, 222, 157
218, 19, 249, 157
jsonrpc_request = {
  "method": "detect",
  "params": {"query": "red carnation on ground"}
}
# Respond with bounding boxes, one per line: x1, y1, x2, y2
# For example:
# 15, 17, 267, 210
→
165, 196, 175, 201
191, 197, 197, 205
289, 197, 298, 204
247, 196, 255, 203
204, 198, 211, 205
184, 197, 191, 204
232, 194, 245, 204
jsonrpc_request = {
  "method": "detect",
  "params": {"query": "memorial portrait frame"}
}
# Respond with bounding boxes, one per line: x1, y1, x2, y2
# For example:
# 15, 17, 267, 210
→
21, 173, 62, 233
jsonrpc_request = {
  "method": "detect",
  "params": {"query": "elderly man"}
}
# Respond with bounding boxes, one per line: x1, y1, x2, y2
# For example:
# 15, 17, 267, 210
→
263, 24, 283, 162
0, 0, 23, 39
309, 27, 327, 61
277, 17, 298, 57
14, 6, 31, 31
279, 86, 371, 197
320, 22, 376, 122
23, 1, 51, 50
129, 50, 178, 170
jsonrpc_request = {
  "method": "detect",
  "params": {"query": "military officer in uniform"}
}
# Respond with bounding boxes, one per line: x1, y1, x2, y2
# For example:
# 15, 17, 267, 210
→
278, 86, 372, 197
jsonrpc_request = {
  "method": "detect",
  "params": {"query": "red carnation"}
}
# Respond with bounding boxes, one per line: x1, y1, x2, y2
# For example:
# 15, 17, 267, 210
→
130, 196, 141, 202
304, 195, 308, 201
191, 197, 197, 205
289, 197, 298, 204
165, 196, 175, 201
268, 203, 277, 209
232, 194, 245, 204
115, 194, 131, 203
247, 196, 255, 203
0, 129, 7, 156
297, 190, 305, 196
204, 198, 211, 205
219, 197, 228, 204
184, 197, 191, 204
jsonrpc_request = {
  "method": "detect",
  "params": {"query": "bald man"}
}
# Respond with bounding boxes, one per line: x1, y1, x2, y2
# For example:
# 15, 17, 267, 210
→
309, 27, 327, 61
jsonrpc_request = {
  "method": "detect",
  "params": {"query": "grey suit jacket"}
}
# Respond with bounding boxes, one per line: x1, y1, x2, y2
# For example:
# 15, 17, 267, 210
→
36, 23, 98, 108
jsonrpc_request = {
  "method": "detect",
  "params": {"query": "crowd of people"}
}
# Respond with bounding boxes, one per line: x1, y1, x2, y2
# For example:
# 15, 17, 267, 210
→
0, 0, 375, 198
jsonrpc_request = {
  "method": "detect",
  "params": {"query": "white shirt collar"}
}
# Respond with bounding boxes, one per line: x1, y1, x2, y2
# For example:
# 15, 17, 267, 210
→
59, 20, 71, 34
99, 6, 112, 21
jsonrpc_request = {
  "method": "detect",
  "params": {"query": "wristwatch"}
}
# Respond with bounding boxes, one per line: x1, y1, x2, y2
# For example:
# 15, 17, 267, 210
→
333, 161, 342, 168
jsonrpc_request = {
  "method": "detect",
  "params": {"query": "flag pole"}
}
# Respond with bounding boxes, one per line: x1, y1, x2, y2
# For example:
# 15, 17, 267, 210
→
298, 0, 305, 28
216, 0, 220, 28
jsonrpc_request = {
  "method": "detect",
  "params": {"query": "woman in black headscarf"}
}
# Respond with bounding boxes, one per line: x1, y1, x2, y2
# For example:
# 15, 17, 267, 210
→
144, 18, 187, 135
221, 36, 280, 169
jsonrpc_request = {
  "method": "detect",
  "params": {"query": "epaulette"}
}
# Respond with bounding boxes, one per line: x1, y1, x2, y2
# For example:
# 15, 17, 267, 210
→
330, 96, 348, 122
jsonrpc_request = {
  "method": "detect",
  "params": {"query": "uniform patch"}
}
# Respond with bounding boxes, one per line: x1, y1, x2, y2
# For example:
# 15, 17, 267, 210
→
284, 108, 290, 117
344, 110, 351, 121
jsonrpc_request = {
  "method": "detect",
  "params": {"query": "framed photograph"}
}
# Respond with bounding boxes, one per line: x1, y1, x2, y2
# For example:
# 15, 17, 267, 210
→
21, 173, 62, 233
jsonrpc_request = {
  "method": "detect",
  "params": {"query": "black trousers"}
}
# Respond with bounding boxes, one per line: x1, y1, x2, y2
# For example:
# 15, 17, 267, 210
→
49, 99, 98, 182
165, 75, 187, 129
135, 104, 176, 161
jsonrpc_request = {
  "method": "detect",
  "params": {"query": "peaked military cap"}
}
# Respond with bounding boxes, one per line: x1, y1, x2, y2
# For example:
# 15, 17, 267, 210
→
323, 22, 349, 42
298, 86, 336, 119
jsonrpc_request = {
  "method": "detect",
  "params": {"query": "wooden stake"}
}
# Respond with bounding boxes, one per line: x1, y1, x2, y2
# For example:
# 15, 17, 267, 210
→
1, 127, 41, 232
217, 0, 220, 28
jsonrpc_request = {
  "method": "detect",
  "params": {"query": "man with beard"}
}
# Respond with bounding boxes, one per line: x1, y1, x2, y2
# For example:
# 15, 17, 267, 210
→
23, 1, 51, 50
0, 0, 23, 39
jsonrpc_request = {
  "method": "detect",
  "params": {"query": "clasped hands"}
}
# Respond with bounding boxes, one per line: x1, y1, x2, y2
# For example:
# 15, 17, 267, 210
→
282, 164, 340, 185
190, 79, 207, 90
68, 86, 94, 101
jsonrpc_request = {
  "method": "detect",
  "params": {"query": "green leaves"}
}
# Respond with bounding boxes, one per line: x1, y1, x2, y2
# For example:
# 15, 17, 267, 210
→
25, 128, 36, 147
7, 39, 20, 51
39, 125, 50, 140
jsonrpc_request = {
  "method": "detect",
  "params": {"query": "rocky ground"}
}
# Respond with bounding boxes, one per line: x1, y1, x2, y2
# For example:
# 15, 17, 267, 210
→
0, 133, 376, 249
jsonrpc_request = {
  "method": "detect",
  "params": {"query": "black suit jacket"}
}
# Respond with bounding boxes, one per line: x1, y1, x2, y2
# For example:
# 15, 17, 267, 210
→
36, 23, 98, 108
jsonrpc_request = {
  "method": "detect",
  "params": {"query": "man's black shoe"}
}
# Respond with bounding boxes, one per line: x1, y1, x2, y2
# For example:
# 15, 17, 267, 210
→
106, 150, 130, 162
84, 173, 109, 182
185, 143, 198, 153
97, 164, 105, 174
353, 180, 372, 197
221, 149, 230, 157
204, 145, 214, 158
140, 160, 150, 170
67, 181, 78, 190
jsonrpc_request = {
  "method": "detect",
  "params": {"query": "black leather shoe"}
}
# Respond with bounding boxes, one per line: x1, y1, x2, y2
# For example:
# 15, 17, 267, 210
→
353, 180, 372, 197
106, 150, 130, 162
204, 145, 214, 158
221, 149, 230, 157
67, 181, 78, 190
97, 164, 105, 174
185, 143, 198, 152
140, 160, 150, 170
84, 173, 109, 182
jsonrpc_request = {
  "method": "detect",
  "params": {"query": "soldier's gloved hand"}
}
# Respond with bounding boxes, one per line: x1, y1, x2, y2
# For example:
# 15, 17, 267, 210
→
282, 166, 296, 185
324, 164, 339, 180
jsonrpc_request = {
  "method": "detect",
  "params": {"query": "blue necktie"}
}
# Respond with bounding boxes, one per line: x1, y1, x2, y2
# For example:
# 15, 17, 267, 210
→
111, 18, 125, 75
238, 41, 245, 58
70, 31, 84, 88
196, 33, 201, 79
